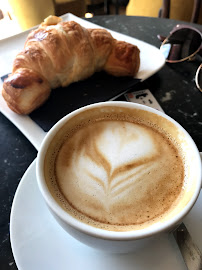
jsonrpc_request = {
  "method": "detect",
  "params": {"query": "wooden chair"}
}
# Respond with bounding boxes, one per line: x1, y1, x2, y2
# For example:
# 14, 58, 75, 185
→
159, 0, 201, 23
126, 0, 202, 24
52, 0, 87, 17
105, 0, 129, 15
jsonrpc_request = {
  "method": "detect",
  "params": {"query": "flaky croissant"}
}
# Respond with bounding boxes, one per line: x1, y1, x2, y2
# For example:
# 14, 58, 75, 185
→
2, 15, 140, 114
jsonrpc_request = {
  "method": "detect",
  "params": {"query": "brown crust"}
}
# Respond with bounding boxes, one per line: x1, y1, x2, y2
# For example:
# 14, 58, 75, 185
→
2, 69, 50, 114
104, 40, 140, 76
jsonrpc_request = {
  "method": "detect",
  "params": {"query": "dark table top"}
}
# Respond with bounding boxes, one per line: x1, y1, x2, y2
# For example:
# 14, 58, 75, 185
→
0, 15, 201, 269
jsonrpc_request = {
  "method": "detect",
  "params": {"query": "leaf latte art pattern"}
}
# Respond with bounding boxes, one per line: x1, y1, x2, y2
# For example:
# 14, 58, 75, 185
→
56, 120, 184, 226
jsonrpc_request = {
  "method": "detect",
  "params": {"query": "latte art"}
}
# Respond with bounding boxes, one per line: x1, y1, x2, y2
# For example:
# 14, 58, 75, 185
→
54, 120, 184, 228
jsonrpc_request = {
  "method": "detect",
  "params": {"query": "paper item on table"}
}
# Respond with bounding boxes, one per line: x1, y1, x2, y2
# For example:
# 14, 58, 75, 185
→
125, 89, 164, 113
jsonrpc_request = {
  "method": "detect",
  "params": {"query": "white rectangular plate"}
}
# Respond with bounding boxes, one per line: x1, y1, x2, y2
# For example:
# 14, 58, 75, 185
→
0, 13, 165, 150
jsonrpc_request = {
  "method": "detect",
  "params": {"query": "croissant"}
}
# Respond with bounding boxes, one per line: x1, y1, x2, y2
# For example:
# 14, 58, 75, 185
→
2, 15, 140, 114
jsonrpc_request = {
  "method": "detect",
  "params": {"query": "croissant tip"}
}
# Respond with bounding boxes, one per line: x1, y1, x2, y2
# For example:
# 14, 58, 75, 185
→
41, 15, 62, 27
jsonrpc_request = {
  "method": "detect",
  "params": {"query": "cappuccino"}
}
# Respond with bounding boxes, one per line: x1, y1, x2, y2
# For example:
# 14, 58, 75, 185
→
44, 106, 185, 231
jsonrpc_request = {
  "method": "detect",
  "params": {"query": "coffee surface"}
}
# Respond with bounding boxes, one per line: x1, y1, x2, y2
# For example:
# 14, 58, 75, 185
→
45, 115, 184, 231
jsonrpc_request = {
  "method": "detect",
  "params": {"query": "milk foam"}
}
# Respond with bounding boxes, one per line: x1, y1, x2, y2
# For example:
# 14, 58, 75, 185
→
53, 119, 184, 229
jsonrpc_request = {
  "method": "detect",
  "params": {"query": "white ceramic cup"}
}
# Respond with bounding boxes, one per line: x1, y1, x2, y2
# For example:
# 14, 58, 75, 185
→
36, 101, 202, 253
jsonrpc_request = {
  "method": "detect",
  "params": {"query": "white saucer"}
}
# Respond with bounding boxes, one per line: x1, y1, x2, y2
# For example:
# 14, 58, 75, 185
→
10, 159, 202, 270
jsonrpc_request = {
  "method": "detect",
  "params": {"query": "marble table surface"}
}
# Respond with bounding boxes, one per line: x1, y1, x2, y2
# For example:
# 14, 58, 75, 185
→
0, 15, 201, 269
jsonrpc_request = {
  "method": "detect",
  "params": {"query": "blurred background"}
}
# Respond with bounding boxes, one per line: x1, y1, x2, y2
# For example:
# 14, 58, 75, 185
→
0, 0, 202, 39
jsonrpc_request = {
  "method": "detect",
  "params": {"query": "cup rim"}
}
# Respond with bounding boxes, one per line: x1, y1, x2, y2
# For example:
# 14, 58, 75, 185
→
36, 101, 202, 240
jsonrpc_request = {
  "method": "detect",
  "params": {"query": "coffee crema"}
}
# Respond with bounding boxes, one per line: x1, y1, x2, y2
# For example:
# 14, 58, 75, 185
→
44, 107, 185, 231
